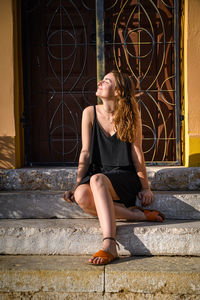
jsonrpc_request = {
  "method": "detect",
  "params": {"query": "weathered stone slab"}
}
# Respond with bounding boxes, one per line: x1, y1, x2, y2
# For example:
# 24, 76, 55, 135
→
0, 219, 199, 256
0, 190, 199, 220
105, 256, 200, 295
0, 256, 199, 299
0, 167, 77, 191
104, 293, 199, 299
149, 167, 200, 191
140, 191, 200, 220
0, 191, 93, 219
0, 292, 104, 300
0, 167, 200, 191
0, 256, 104, 294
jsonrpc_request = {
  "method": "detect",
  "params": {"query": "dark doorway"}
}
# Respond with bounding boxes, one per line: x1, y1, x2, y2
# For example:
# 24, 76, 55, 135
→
22, 0, 97, 165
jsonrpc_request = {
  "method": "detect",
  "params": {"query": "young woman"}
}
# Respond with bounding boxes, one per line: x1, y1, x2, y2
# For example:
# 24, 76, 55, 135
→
63, 70, 164, 265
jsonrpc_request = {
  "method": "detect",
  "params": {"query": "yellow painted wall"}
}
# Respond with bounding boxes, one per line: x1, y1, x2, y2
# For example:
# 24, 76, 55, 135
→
0, 0, 16, 168
184, 0, 200, 166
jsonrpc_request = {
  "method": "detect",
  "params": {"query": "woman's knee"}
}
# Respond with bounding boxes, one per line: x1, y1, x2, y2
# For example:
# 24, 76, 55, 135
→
90, 173, 107, 187
90, 173, 119, 200
74, 185, 94, 210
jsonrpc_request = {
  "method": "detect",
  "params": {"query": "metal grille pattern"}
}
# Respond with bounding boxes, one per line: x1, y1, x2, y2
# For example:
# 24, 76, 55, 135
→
104, 0, 180, 163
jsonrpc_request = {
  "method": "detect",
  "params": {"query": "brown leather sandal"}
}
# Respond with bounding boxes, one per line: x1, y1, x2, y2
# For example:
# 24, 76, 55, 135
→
130, 206, 165, 222
89, 237, 119, 266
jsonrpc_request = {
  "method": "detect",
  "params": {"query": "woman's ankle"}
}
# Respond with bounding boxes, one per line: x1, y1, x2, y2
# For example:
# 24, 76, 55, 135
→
102, 237, 117, 252
130, 208, 146, 221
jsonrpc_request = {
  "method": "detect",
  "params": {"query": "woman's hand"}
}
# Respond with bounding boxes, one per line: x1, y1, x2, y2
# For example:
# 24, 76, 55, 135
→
138, 188, 154, 207
63, 184, 79, 203
63, 190, 75, 203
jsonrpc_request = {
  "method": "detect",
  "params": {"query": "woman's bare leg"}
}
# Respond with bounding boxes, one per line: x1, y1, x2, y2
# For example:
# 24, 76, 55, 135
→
89, 174, 116, 236
74, 183, 97, 216
88, 174, 118, 264
74, 179, 146, 264
74, 183, 145, 220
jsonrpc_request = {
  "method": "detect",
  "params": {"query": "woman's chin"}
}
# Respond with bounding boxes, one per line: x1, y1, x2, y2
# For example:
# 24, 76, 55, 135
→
96, 91, 100, 97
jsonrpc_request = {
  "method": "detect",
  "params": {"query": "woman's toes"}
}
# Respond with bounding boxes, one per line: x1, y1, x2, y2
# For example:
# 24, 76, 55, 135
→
88, 257, 95, 263
89, 257, 96, 264
94, 257, 101, 264
92, 257, 97, 264
94, 258, 99, 264
89, 256, 103, 264
97, 257, 103, 264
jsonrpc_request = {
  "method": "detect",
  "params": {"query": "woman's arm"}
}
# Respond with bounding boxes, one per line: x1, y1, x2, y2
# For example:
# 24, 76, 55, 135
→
131, 114, 153, 206
75, 106, 93, 187
63, 106, 93, 202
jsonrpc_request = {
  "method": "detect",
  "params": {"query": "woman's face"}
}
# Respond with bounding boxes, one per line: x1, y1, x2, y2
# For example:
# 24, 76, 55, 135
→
96, 72, 117, 100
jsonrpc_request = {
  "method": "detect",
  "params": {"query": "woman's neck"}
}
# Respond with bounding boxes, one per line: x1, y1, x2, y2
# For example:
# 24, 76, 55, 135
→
101, 101, 116, 114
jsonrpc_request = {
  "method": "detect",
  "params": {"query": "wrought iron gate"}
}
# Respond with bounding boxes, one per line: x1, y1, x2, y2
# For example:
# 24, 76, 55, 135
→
22, 0, 180, 165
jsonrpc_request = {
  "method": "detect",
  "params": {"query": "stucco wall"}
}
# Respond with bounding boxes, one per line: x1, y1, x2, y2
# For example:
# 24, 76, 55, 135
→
0, 0, 15, 168
0, 0, 14, 136
185, 0, 200, 166
188, 0, 200, 135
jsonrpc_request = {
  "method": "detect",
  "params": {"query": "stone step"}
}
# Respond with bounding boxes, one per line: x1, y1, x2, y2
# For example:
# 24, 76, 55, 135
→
0, 255, 199, 299
0, 219, 200, 256
1, 166, 200, 191
0, 190, 200, 220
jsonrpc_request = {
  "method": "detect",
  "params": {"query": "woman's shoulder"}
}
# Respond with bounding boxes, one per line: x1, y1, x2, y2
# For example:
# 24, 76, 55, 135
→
83, 105, 95, 114
82, 105, 95, 124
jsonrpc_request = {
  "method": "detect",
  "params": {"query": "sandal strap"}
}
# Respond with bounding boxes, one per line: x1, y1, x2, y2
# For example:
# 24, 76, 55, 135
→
103, 237, 120, 250
103, 237, 116, 242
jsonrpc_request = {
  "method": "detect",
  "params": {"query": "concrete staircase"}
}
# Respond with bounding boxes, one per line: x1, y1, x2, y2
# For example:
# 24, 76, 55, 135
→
0, 167, 200, 299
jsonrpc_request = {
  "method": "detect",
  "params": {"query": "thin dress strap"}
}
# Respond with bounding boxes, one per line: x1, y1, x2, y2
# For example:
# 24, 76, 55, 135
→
93, 105, 96, 120
89, 105, 97, 166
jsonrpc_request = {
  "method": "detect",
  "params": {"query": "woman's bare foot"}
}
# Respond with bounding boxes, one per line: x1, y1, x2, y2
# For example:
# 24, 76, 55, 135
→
129, 207, 165, 222
89, 239, 118, 265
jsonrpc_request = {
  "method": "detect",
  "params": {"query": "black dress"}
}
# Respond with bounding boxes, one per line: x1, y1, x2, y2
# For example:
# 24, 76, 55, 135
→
78, 105, 142, 207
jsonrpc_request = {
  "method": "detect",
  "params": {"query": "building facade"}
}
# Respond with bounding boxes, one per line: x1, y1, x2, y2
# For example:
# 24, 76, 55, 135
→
0, 0, 199, 169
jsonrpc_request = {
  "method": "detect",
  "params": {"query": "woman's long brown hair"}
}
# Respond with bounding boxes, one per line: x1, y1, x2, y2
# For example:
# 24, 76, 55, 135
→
111, 70, 140, 143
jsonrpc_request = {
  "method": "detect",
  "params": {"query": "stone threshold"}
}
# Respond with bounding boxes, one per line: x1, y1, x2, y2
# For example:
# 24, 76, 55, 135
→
0, 255, 199, 299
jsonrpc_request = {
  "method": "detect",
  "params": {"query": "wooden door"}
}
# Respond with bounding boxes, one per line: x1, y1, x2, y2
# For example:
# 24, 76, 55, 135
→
22, 0, 97, 165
